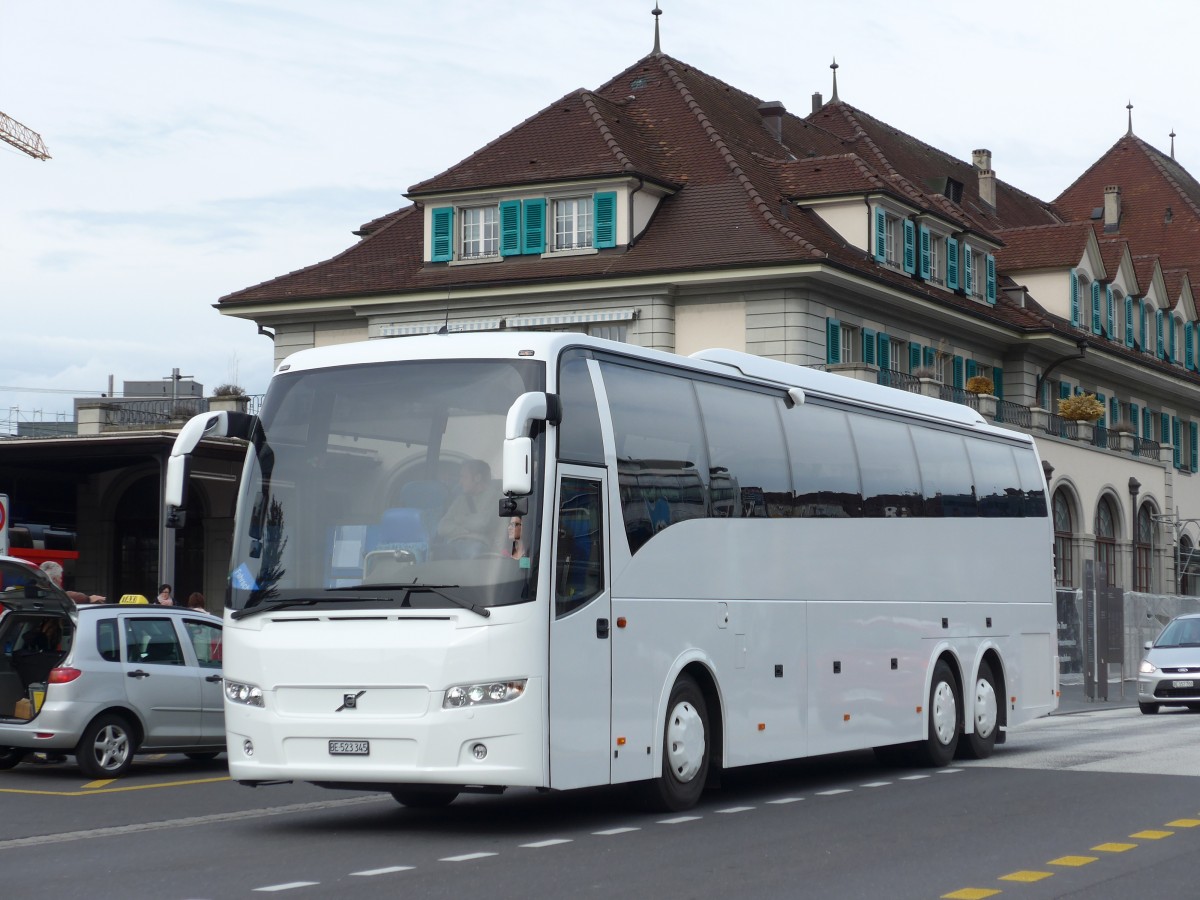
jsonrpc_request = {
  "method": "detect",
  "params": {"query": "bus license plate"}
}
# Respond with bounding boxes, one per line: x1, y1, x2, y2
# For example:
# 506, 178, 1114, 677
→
329, 740, 369, 756
1172, 680, 1194, 689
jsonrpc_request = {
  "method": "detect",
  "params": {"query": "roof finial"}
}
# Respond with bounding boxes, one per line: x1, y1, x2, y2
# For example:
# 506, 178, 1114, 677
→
1126, 100, 1133, 136
652, 4, 662, 55
1170, 128, 1177, 159
830, 58, 839, 103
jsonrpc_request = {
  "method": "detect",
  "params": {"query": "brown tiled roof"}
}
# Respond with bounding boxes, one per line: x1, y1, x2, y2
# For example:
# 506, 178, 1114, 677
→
1096, 238, 1133, 289
993, 222, 1095, 272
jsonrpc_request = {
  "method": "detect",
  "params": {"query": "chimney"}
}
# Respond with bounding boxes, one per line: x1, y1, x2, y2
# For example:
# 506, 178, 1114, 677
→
1104, 185, 1122, 230
973, 148, 996, 208
811, 92, 823, 113
758, 101, 785, 143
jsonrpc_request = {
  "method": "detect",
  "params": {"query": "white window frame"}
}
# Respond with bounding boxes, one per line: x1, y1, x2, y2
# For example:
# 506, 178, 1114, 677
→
839, 324, 856, 364
928, 235, 942, 286
969, 248, 984, 299
460, 205, 499, 259
884, 213, 903, 268
554, 197, 593, 251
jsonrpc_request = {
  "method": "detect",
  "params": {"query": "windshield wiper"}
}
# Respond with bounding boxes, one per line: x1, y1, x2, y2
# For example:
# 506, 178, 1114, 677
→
232, 598, 323, 620
326, 582, 490, 618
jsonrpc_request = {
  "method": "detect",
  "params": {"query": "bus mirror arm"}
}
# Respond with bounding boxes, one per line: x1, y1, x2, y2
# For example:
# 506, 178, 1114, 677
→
502, 392, 559, 496
787, 387, 806, 408
499, 496, 529, 517
165, 410, 257, 525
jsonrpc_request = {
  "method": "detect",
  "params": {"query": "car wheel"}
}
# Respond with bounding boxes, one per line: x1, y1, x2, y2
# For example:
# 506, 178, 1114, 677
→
638, 674, 711, 812
0, 747, 28, 770
957, 660, 999, 760
76, 714, 137, 778
184, 752, 222, 762
1138, 702, 1160, 715
390, 790, 458, 808
913, 660, 961, 767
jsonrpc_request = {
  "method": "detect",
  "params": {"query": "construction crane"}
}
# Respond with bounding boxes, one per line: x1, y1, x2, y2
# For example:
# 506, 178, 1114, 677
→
0, 109, 50, 160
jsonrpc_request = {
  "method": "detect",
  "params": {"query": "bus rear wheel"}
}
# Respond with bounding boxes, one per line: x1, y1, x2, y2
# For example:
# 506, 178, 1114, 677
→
640, 674, 710, 812
914, 660, 961, 767
957, 660, 998, 760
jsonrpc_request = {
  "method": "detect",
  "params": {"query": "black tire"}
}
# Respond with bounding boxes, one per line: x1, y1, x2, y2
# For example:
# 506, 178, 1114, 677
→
185, 752, 222, 762
872, 744, 914, 767
0, 747, 28, 770
75, 713, 137, 778
1139, 702, 1160, 715
639, 674, 710, 812
390, 790, 458, 808
913, 659, 960, 767
957, 660, 999, 760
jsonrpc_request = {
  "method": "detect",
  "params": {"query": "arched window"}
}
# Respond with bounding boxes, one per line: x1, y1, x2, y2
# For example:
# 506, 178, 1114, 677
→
1095, 496, 1117, 588
1053, 489, 1074, 587
1135, 504, 1155, 591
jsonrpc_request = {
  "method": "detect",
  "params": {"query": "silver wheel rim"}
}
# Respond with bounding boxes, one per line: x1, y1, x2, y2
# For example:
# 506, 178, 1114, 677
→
931, 680, 957, 747
665, 700, 705, 783
92, 724, 130, 772
973, 676, 998, 739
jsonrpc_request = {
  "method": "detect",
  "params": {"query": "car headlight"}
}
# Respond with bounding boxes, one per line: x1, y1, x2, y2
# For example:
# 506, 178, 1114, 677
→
443, 679, 526, 709
1139, 659, 1159, 675
225, 679, 265, 707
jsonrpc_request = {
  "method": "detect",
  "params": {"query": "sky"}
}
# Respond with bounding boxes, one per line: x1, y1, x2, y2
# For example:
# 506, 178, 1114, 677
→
2, 0, 1198, 431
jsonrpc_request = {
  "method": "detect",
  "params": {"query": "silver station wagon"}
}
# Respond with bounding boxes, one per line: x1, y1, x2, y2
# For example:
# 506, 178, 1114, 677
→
0, 556, 224, 776
1138, 612, 1200, 715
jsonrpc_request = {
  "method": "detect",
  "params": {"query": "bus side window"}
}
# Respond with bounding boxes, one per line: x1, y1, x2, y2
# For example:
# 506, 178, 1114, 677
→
555, 478, 604, 618
849, 415, 923, 518
558, 351, 605, 466
783, 404, 863, 518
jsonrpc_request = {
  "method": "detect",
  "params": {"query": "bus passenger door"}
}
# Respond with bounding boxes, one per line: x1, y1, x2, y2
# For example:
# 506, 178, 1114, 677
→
548, 469, 611, 789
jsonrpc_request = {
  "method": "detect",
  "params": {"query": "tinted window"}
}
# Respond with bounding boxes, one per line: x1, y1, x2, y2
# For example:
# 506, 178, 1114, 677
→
1014, 446, 1049, 517
556, 477, 605, 618
912, 428, 977, 517
557, 350, 604, 465
184, 620, 223, 668
784, 403, 863, 517
96, 619, 119, 662
125, 618, 184, 666
602, 362, 710, 552
967, 439, 1024, 518
695, 383, 790, 518
850, 415, 922, 518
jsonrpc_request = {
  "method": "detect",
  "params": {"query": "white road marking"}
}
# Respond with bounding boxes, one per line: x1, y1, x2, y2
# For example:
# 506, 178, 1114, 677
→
253, 882, 319, 892
658, 815, 701, 824
899, 774, 930, 781
715, 806, 754, 813
766, 797, 803, 804
439, 852, 498, 862
593, 826, 640, 835
521, 838, 573, 848
351, 866, 414, 876
815, 788, 851, 796
860, 782, 891, 788
936, 768, 963, 774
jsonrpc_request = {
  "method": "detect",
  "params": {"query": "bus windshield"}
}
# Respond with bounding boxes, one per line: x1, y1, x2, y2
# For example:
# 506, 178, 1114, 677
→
226, 357, 545, 615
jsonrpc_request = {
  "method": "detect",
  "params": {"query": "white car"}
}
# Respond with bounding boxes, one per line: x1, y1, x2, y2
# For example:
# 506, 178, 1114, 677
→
1138, 612, 1200, 715
0, 556, 224, 776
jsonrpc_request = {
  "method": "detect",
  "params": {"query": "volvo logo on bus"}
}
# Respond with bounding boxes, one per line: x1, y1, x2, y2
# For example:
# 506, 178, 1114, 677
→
336, 690, 366, 711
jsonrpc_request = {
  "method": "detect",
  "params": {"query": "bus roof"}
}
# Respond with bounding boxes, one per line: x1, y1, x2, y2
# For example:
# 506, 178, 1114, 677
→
276, 332, 996, 434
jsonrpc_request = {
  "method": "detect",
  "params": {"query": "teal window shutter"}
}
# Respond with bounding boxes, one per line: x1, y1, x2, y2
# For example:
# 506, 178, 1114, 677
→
947, 238, 959, 290
1192, 421, 1199, 471
1187, 322, 1195, 369
909, 342, 921, 372
985, 254, 996, 304
962, 244, 973, 294
877, 333, 891, 370
1173, 416, 1181, 468
924, 346, 937, 369
965, 359, 977, 380
1143, 406, 1152, 438
499, 200, 522, 256
1162, 412, 1171, 444
1097, 393, 1106, 428
1091, 282, 1101, 334
826, 318, 841, 364
1156, 310, 1165, 358
1069, 270, 1079, 327
903, 220, 916, 274
1109, 396, 1119, 425
522, 198, 546, 255
430, 206, 455, 262
593, 191, 617, 248
993, 366, 1003, 400
919, 227, 931, 279
1139, 300, 1147, 351
862, 328, 877, 365
1169, 316, 1177, 362
1125, 297, 1134, 348
952, 355, 964, 389
1130, 403, 1139, 436
1105, 286, 1115, 337
874, 207, 887, 262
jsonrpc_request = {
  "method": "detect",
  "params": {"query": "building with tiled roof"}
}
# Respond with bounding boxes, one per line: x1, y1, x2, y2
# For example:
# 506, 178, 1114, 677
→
215, 35, 1200, 621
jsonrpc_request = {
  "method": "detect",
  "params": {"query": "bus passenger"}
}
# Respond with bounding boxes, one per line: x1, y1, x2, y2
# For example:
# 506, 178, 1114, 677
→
435, 459, 501, 558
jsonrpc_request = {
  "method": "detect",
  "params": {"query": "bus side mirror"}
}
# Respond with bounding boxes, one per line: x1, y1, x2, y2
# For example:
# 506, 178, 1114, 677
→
502, 392, 560, 496
166, 410, 255, 528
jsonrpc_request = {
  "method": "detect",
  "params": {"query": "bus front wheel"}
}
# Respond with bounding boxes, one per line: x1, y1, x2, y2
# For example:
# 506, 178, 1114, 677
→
957, 660, 998, 760
640, 674, 710, 812
915, 660, 961, 766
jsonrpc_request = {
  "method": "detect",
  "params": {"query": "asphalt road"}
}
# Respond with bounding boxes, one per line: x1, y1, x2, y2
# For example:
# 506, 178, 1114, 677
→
2, 706, 1199, 899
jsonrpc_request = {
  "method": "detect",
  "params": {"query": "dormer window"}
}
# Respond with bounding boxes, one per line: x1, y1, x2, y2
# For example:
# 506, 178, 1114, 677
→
461, 206, 499, 259
554, 197, 593, 251
872, 205, 914, 273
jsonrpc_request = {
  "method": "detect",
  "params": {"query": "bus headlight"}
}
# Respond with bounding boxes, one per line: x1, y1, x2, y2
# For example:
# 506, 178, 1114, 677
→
225, 680, 265, 707
443, 679, 526, 709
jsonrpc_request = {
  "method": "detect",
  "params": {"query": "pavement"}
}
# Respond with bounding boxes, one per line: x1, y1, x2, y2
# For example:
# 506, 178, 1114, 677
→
1054, 677, 1139, 714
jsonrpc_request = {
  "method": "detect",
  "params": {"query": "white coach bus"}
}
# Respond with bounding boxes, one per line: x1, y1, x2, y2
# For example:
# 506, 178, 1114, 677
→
166, 332, 1058, 810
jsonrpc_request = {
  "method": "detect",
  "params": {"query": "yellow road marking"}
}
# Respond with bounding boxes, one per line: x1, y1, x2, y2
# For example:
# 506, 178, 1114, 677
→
999, 870, 1052, 883
941, 890, 1001, 899
1048, 855, 1097, 867
1130, 829, 1173, 840
1093, 842, 1136, 853
82, 779, 116, 789
0, 775, 229, 797
1167, 819, 1200, 828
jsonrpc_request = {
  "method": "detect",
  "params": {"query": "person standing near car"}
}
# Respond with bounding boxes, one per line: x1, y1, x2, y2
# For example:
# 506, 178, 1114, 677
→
155, 584, 174, 605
